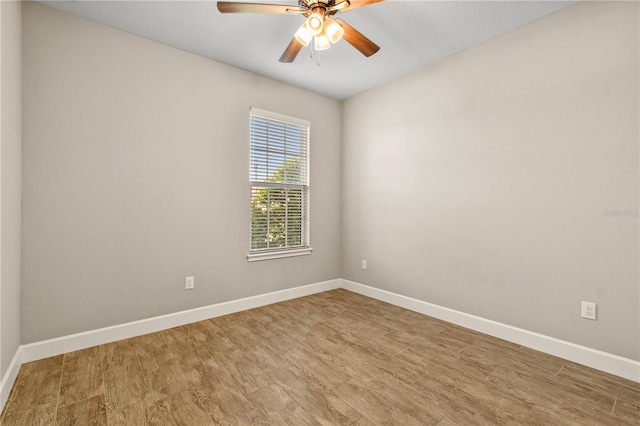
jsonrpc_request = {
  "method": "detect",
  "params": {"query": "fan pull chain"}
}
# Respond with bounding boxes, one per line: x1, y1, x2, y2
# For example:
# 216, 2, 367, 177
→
308, 37, 320, 66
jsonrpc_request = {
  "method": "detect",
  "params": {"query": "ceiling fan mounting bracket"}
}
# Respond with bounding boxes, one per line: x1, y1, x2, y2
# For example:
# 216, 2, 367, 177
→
299, 0, 350, 14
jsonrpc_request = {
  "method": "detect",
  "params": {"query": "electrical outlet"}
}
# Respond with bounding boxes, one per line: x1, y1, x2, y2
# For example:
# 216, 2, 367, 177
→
581, 301, 596, 320
185, 276, 195, 290
361, 259, 367, 270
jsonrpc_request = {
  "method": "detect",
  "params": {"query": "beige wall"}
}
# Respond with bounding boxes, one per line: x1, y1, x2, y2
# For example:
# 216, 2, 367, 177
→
1, 0, 22, 377
342, 1, 639, 360
19, 1, 640, 362
21, 2, 342, 343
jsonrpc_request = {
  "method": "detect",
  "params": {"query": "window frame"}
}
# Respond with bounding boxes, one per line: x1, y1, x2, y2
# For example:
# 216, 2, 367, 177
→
247, 107, 312, 262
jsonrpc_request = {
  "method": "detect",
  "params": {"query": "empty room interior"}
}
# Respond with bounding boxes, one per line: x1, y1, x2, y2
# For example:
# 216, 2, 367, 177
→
0, 0, 639, 424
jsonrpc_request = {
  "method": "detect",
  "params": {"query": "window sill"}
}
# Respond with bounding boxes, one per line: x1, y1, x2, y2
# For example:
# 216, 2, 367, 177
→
247, 247, 313, 262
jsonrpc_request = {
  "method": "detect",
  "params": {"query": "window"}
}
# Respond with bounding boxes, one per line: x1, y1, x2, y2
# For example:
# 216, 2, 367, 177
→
248, 108, 311, 261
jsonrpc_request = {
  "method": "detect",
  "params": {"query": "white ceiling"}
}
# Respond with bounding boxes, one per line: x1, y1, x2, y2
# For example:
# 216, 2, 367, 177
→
39, 0, 577, 100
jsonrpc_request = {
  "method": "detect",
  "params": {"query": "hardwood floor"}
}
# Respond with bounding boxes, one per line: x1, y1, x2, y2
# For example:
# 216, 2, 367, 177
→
1, 289, 639, 425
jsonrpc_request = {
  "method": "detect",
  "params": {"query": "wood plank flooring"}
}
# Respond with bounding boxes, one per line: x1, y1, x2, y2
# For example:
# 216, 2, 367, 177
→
1, 289, 639, 425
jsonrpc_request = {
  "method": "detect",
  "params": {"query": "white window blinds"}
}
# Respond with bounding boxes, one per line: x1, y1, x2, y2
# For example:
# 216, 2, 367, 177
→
249, 108, 311, 259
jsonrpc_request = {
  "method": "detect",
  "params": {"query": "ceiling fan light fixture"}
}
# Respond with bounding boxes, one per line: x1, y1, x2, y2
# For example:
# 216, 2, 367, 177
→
306, 12, 324, 35
217, 0, 383, 63
323, 17, 344, 43
294, 21, 313, 46
314, 32, 331, 50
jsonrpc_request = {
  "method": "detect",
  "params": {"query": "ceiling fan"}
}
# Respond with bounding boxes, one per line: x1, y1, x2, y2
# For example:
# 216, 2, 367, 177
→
217, 0, 383, 63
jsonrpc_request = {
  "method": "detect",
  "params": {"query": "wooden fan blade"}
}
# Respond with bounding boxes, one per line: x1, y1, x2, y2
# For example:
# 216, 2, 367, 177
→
335, 18, 380, 57
279, 38, 303, 63
217, 2, 296, 14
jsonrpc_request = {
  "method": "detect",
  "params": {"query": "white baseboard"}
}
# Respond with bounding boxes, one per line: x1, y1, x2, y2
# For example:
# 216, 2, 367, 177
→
20, 279, 341, 364
3, 276, 638, 416
341, 279, 640, 383
0, 348, 21, 411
